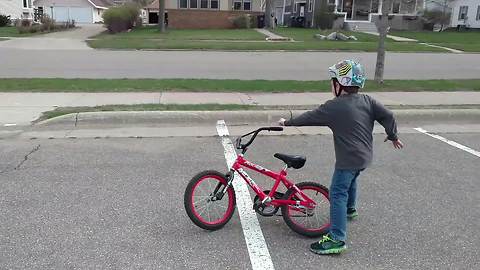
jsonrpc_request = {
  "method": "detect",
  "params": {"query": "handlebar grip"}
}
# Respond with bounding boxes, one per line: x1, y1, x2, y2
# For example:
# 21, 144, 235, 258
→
268, 127, 284, 131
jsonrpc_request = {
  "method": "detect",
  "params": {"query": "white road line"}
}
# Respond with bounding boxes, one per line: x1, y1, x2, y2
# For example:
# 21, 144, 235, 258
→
216, 120, 275, 270
3, 123, 17, 127
414, 127, 480, 158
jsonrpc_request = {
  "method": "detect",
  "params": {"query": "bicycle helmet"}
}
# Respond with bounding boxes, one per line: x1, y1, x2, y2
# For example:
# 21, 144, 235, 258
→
328, 60, 366, 89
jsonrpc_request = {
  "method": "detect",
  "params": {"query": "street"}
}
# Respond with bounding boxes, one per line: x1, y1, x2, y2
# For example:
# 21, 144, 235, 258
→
1, 48, 480, 80
1, 123, 479, 269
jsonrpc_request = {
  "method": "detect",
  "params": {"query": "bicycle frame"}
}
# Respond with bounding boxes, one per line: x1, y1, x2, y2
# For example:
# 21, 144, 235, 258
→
230, 154, 317, 209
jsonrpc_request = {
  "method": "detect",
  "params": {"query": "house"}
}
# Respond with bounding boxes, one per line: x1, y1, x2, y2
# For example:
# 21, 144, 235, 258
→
448, 0, 480, 29
144, 0, 265, 28
33, 0, 113, 23
277, 0, 428, 30
0, 0, 35, 21
278, 0, 326, 28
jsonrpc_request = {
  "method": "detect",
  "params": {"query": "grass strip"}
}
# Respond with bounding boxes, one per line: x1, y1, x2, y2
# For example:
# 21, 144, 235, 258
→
2, 79, 480, 92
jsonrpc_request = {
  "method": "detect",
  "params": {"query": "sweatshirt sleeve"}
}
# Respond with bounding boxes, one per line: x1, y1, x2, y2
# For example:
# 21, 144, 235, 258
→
371, 97, 398, 141
284, 102, 332, 127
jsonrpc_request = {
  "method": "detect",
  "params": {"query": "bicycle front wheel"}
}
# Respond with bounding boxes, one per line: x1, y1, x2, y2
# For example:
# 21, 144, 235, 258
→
281, 182, 330, 237
184, 170, 236, 231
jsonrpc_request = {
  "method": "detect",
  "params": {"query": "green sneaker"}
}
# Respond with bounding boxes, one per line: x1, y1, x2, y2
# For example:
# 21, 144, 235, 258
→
347, 208, 358, 219
310, 234, 347, 255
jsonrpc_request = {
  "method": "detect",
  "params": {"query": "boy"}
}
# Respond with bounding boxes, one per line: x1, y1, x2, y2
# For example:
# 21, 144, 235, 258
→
279, 60, 404, 255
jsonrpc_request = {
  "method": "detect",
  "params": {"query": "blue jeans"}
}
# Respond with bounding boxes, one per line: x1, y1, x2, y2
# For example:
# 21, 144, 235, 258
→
329, 169, 362, 241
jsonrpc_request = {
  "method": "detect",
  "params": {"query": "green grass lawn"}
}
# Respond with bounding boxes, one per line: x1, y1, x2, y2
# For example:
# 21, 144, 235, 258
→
390, 31, 480, 52
0, 26, 36, 37
273, 28, 380, 42
1, 78, 479, 92
93, 26, 267, 41
88, 26, 445, 52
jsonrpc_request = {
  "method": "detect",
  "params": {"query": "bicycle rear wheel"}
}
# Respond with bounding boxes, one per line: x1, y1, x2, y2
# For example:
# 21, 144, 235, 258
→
281, 182, 330, 237
184, 170, 236, 231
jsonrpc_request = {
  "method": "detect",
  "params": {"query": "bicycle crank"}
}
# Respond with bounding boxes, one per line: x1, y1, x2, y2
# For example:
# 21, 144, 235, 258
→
253, 190, 284, 217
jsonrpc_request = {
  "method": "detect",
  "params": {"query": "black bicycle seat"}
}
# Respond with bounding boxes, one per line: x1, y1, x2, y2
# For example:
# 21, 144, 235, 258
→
274, 153, 306, 169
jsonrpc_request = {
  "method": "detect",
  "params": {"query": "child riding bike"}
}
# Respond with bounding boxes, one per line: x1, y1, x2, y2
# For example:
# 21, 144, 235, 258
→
279, 60, 404, 255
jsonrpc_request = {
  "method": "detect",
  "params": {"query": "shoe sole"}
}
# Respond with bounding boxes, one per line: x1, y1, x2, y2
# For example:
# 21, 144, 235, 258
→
309, 246, 347, 255
347, 213, 358, 219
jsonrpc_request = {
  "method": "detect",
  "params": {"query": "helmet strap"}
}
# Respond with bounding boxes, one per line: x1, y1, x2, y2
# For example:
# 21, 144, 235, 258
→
334, 81, 342, 97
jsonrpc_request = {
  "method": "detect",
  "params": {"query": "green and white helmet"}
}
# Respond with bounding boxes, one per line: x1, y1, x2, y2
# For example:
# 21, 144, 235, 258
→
328, 60, 366, 88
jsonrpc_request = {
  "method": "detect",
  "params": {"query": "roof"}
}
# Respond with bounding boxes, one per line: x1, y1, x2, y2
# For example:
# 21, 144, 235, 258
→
146, 0, 160, 9
88, 0, 114, 9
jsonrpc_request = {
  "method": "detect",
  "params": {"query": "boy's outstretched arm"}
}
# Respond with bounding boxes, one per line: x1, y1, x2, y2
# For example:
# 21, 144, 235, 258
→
279, 102, 331, 127
372, 98, 404, 149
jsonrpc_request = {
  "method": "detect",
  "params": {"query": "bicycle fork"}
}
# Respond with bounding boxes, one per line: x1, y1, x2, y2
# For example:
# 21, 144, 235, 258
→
212, 170, 235, 201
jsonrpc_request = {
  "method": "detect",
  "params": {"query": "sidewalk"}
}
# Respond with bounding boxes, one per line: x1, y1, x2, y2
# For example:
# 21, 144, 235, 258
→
1, 91, 479, 126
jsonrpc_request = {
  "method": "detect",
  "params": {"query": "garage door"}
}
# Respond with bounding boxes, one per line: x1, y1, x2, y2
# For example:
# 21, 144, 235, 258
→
51, 7, 93, 23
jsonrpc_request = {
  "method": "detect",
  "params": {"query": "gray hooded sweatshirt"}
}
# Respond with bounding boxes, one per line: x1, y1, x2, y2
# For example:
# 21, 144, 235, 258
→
285, 93, 398, 170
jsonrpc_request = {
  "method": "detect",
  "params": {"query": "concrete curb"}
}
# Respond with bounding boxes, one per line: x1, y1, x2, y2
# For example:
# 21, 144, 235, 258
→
35, 109, 480, 128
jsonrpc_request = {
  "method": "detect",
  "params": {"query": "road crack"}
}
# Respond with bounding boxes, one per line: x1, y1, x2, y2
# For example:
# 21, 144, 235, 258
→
0, 144, 41, 174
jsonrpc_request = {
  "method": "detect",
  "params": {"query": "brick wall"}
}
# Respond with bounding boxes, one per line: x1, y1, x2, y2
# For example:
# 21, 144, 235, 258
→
166, 10, 264, 29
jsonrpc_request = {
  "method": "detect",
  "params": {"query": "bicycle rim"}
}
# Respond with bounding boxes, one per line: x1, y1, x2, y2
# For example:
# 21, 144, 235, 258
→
190, 175, 234, 226
286, 185, 330, 233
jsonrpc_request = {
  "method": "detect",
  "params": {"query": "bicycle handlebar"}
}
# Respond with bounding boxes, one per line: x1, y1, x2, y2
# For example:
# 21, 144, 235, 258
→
235, 127, 284, 153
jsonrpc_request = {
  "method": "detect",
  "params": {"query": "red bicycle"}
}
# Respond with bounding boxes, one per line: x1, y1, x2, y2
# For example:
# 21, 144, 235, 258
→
184, 127, 330, 237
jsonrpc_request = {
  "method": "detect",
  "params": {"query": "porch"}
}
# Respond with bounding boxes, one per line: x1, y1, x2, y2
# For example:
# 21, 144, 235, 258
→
334, 0, 424, 22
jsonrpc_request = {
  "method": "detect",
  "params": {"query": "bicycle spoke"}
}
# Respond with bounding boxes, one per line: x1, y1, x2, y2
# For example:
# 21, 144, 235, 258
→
206, 203, 211, 222
197, 204, 209, 217
193, 198, 209, 206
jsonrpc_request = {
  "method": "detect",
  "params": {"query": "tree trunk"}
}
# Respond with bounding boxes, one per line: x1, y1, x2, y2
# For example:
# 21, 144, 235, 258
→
374, 0, 392, 84
265, 0, 273, 28
159, 0, 166, 32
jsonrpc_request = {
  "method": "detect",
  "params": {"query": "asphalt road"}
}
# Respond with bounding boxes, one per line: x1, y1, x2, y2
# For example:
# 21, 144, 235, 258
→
1, 127, 479, 269
1, 48, 480, 80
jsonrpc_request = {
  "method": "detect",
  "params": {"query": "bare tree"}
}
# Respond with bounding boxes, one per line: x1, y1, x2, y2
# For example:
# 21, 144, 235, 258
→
374, 0, 393, 83
158, 0, 166, 32
265, 0, 273, 28
424, 0, 454, 31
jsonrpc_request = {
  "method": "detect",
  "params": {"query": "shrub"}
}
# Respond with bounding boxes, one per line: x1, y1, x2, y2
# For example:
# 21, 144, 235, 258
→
16, 15, 75, 34
103, 4, 140, 33
0, 14, 11, 27
314, 0, 335, 30
40, 16, 55, 31
422, 10, 451, 31
233, 15, 249, 29
232, 14, 256, 29
20, 19, 31, 27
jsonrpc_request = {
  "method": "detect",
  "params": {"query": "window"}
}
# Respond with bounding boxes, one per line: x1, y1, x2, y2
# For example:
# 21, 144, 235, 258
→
294, 2, 297, 13
392, 0, 400, 14
244, 0, 251, 11
23, 0, 28, 8
308, 0, 312, 12
234, 0, 242, 10
201, 0, 208, 8
180, 0, 188, 8
210, 0, 219, 9
328, 0, 335, 4
477, 6, 480, 21
458, 6, 468, 20
190, 0, 198, 8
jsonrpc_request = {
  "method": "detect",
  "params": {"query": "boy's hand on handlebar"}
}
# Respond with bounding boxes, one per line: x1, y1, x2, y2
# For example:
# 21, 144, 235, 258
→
384, 137, 404, 149
278, 118, 286, 126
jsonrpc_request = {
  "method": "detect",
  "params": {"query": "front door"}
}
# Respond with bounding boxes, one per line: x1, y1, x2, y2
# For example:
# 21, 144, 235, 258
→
343, 0, 353, 20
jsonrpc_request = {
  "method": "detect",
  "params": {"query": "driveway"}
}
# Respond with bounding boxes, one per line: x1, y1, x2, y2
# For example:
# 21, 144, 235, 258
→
0, 24, 105, 50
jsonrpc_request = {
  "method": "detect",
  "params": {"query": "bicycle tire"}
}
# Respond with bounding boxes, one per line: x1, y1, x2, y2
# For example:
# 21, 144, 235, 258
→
184, 170, 236, 231
281, 181, 330, 237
